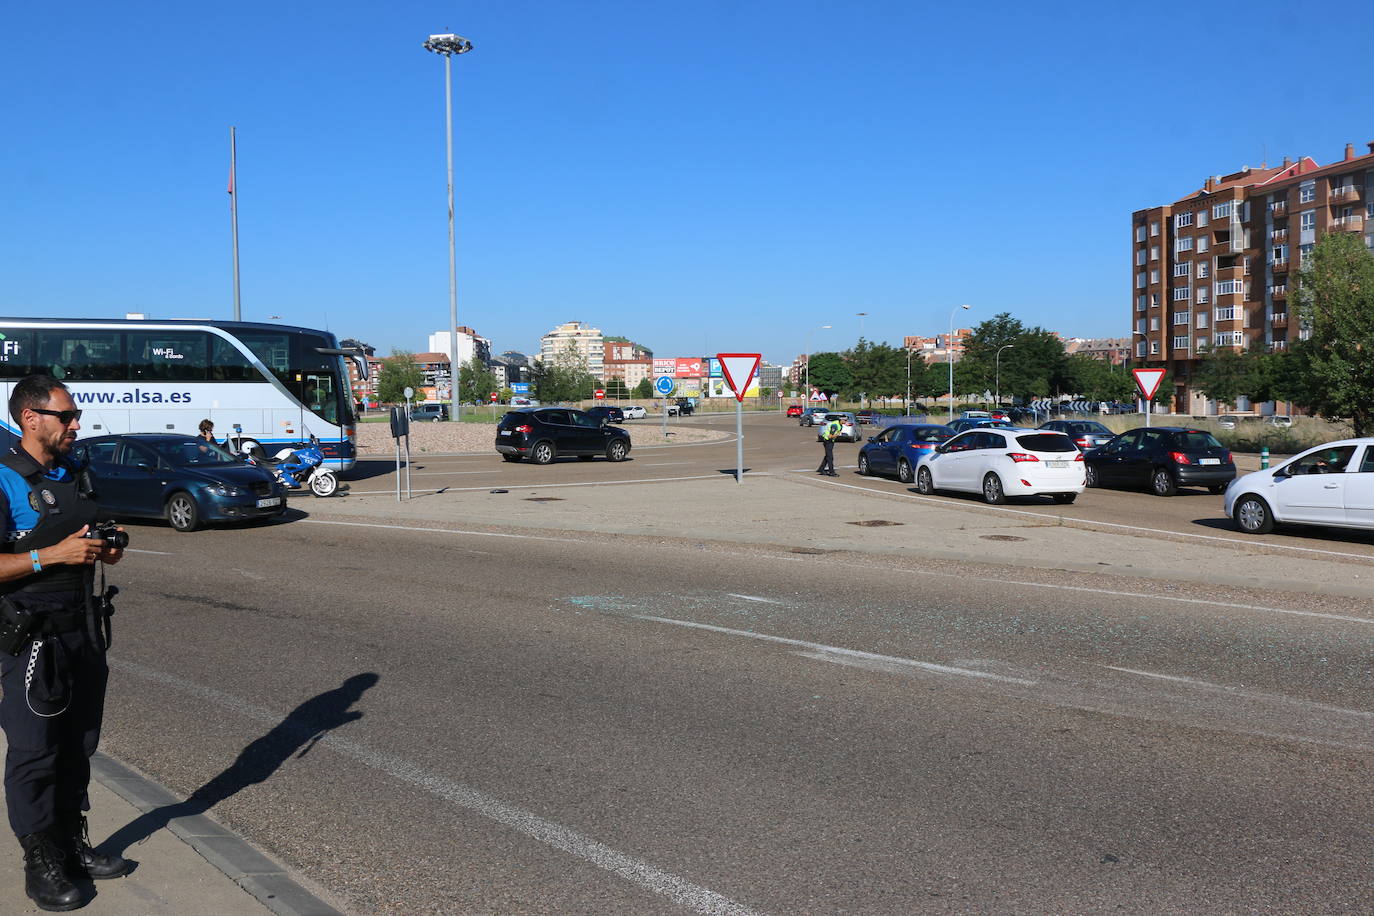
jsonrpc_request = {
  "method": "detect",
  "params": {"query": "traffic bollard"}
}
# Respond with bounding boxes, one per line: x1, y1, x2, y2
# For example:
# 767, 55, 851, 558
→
1261, 446, 1269, 469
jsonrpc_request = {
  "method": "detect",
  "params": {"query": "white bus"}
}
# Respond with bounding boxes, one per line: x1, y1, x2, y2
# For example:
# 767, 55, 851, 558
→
0, 317, 365, 472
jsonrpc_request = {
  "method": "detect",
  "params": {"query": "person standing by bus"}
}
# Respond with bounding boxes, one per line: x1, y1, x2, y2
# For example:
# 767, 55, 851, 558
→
0, 375, 130, 910
197, 419, 216, 443
817, 415, 842, 476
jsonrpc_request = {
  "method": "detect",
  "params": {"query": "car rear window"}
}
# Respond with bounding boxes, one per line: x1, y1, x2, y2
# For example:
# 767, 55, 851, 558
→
1015, 433, 1077, 453
912, 428, 952, 443
1175, 431, 1223, 450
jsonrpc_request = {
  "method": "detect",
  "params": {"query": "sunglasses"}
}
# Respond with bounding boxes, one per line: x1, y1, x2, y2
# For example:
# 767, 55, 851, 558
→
30, 408, 83, 425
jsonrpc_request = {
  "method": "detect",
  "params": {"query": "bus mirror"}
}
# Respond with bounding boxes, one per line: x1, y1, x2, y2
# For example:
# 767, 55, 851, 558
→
315, 346, 370, 381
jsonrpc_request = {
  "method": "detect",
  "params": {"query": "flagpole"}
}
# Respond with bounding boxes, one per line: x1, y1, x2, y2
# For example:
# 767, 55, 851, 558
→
229, 126, 242, 322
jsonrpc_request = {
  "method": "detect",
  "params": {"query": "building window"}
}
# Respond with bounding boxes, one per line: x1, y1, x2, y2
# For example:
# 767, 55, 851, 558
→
1173, 262, 1190, 277
1173, 336, 1189, 350
1173, 312, 1189, 325
1136, 342, 1147, 358
1175, 212, 1194, 228
1137, 294, 1147, 311
1300, 210, 1316, 231
1150, 317, 1160, 331
1136, 271, 1147, 289
1176, 236, 1194, 253
1215, 306, 1238, 322
1150, 222, 1160, 237
1271, 244, 1288, 264
1150, 293, 1160, 307
1197, 337, 1208, 350
1196, 312, 1209, 329
1196, 287, 1209, 304
1150, 341, 1160, 355
1212, 202, 1233, 219
1299, 183, 1315, 203
1173, 286, 1191, 301
1196, 262, 1209, 279
1300, 243, 1315, 267
1197, 235, 1209, 253
1136, 225, 1146, 242
1214, 331, 1244, 347
1137, 249, 1147, 266
1150, 245, 1160, 261
1150, 269, 1160, 283
1198, 209, 1209, 227
1215, 280, 1244, 296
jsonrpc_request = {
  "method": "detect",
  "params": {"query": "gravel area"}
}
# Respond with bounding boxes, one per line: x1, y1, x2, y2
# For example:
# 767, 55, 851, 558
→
356, 417, 725, 454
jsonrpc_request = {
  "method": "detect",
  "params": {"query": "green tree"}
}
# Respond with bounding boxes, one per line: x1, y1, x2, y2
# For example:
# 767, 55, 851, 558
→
376, 350, 425, 405
806, 352, 851, 398
1189, 344, 1249, 410
604, 377, 630, 399
845, 339, 908, 402
1063, 355, 1137, 403
961, 313, 1068, 404
458, 356, 499, 405
1292, 231, 1374, 435
633, 377, 653, 399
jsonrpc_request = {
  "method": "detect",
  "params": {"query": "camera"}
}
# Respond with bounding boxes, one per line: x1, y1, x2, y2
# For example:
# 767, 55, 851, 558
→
83, 520, 129, 551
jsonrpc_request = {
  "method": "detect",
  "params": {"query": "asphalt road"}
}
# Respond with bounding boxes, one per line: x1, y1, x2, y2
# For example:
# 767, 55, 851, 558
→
95, 430, 1374, 914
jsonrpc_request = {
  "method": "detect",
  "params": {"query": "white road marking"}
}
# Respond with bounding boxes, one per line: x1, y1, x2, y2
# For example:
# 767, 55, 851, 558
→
299, 519, 580, 543
633, 615, 1037, 685
110, 659, 763, 916
346, 473, 761, 496
1103, 665, 1374, 720
125, 548, 173, 556
807, 474, 1374, 563
725, 594, 789, 605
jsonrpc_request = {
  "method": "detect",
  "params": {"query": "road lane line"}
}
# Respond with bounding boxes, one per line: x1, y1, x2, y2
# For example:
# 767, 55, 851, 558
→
805, 474, 1374, 562
725, 594, 790, 605
126, 548, 173, 555
1103, 665, 1374, 720
299, 519, 580, 542
632, 615, 1037, 685
345, 472, 764, 496
110, 659, 763, 916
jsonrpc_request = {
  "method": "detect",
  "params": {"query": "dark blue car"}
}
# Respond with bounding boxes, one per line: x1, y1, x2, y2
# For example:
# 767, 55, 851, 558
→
857, 423, 953, 483
73, 434, 286, 532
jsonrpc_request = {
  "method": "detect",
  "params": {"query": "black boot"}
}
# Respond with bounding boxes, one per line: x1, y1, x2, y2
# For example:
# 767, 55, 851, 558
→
19, 830, 83, 911
63, 814, 130, 880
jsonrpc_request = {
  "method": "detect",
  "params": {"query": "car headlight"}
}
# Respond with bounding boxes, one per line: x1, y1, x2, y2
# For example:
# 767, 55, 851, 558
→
206, 483, 244, 497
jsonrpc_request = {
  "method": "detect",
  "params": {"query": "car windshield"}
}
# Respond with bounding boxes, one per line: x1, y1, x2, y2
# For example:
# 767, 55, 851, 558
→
1073, 422, 1112, 435
1175, 431, 1224, 450
1015, 433, 1077, 453
152, 440, 241, 467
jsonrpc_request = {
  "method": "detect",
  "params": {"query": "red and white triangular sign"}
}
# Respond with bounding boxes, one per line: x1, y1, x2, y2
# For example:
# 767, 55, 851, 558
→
1132, 367, 1166, 400
717, 353, 761, 403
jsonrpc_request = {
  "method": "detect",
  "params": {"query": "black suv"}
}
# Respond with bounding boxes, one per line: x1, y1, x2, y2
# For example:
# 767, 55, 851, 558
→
496, 408, 632, 464
1083, 426, 1234, 496
584, 405, 625, 423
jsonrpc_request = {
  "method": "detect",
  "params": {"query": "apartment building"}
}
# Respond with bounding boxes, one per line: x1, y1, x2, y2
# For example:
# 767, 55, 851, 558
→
602, 339, 653, 388
428, 326, 491, 369
539, 320, 605, 378
1132, 140, 1374, 414
1065, 337, 1131, 365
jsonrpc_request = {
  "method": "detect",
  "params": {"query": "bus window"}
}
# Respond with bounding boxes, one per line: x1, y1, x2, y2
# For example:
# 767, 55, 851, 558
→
298, 371, 338, 424
36, 331, 124, 381
128, 331, 209, 381
210, 335, 261, 382
238, 333, 291, 386
0, 330, 35, 378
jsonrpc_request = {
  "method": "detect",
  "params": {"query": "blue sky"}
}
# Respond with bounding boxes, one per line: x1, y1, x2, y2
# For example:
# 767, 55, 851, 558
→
4, 1, 1372, 367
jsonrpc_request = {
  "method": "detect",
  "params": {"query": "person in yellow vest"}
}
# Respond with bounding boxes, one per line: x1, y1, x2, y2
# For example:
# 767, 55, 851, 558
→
816, 416, 843, 476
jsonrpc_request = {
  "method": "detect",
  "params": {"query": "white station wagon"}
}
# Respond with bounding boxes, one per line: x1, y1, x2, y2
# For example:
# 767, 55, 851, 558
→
915, 427, 1085, 504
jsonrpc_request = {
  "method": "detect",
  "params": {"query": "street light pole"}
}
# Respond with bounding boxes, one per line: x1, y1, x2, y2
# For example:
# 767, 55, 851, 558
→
948, 304, 970, 420
423, 32, 473, 422
995, 344, 1014, 408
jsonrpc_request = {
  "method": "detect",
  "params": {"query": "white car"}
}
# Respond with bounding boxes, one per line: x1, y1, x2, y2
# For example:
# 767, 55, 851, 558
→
1225, 438, 1374, 535
816, 413, 859, 443
914, 427, 1085, 504
622, 405, 647, 419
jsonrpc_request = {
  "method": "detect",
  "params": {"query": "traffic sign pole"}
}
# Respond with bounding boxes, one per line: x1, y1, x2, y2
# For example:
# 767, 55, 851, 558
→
1131, 369, 1166, 429
717, 353, 761, 485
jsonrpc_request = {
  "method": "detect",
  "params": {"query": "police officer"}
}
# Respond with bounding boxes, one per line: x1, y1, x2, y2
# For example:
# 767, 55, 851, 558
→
0, 375, 128, 911
816, 415, 842, 477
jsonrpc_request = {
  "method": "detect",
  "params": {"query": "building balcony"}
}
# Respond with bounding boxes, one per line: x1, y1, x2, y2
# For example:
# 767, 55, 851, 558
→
1271, 312, 1288, 328
1330, 186, 1362, 203
1270, 339, 1288, 351
1271, 227, 1288, 243
1269, 284, 1288, 299
1269, 200, 1287, 217
1332, 214, 1365, 232
1271, 258, 1289, 273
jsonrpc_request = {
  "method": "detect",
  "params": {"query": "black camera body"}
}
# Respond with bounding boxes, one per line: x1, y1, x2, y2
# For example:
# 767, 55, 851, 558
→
83, 521, 129, 551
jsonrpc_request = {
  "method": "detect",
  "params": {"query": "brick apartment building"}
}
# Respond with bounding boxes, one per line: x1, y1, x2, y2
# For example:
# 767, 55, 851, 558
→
602, 340, 653, 389
1133, 140, 1374, 414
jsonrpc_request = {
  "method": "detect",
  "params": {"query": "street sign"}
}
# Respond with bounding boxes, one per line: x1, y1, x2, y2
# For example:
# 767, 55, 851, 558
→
1132, 368, 1166, 400
717, 353, 761, 403
489, 392, 498, 402
511, 382, 529, 394
654, 375, 675, 396
594, 389, 605, 400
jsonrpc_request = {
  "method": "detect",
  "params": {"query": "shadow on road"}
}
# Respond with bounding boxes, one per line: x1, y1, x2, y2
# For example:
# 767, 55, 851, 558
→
104, 672, 379, 857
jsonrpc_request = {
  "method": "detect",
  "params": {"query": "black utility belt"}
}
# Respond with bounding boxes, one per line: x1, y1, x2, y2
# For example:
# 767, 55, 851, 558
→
0, 593, 88, 656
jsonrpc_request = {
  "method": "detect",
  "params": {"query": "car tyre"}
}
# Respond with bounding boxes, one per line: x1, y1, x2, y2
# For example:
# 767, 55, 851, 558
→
1151, 467, 1177, 497
915, 466, 934, 494
530, 441, 555, 465
607, 440, 629, 462
1233, 494, 1274, 534
1208, 484, 1227, 495
982, 473, 1006, 505
166, 492, 200, 532
1084, 464, 1100, 488
857, 454, 870, 476
898, 459, 914, 484
1051, 493, 1076, 504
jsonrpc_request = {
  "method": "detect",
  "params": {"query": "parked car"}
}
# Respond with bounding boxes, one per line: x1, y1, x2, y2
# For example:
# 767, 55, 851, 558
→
409, 403, 449, 422
1038, 419, 1115, 450
584, 405, 626, 424
674, 398, 695, 416
1083, 426, 1234, 496
72, 434, 286, 532
1265, 414, 1293, 428
495, 408, 632, 464
816, 413, 860, 443
510, 396, 538, 406
785, 405, 804, 418
622, 405, 647, 419
857, 424, 953, 483
989, 409, 1011, 422
946, 417, 1014, 434
798, 407, 830, 426
914, 428, 1085, 504
959, 410, 991, 419
1225, 438, 1374, 535
1217, 414, 1240, 429
855, 409, 878, 425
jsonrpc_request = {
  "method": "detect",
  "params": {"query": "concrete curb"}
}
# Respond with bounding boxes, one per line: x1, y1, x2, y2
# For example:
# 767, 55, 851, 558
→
89, 753, 345, 916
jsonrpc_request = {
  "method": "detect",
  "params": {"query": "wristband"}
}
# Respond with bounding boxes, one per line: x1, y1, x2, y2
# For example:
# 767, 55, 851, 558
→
29, 550, 41, 573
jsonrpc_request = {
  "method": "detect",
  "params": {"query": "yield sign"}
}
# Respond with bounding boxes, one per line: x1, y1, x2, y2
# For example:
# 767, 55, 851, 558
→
716, 353, 761, 403
1132, 367, 1166, 399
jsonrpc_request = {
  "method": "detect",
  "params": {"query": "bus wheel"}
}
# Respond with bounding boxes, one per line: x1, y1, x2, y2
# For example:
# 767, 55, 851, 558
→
166, 493, 200, 532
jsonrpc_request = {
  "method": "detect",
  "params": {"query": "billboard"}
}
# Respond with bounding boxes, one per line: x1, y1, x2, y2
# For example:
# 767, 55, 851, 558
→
707, 358, 722, 378
652, 358, 676, 374
675, 358, 703, 378
708, 377, 760, 398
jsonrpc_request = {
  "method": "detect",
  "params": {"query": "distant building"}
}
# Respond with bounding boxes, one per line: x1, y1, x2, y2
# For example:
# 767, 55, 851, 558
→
903, 329, 972, 364
758, 362, 783, 391
602, 339, 653, 389
429, 326, 490, 369
1065, 337, 1131, 365
413, 352, 452, 402
540, 321, 604, 378
340, 338, 377, 403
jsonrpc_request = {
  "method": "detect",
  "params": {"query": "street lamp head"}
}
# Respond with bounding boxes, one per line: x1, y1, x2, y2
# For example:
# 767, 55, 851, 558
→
960, 304, 970, 310
423, 33, 473, 55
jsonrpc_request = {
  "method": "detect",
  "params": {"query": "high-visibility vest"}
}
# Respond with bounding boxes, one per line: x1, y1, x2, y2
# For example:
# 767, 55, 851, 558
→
823, 420, 843, 440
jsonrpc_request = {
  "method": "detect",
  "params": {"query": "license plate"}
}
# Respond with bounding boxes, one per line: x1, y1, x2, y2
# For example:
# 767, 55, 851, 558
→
499, 429, 511, 435
1200, 457, 1220, 465
1047, 460, 1069, 468
256, 497, 282, 508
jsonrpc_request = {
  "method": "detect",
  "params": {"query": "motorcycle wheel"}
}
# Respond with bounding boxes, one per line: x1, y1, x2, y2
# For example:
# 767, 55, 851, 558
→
310, 471, 339, 497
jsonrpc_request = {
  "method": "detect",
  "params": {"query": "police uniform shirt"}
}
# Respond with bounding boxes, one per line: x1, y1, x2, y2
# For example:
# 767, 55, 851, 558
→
0, 458, 71, 546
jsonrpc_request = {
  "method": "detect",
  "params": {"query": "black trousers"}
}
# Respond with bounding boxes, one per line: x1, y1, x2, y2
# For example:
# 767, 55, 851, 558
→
817, 439, 835, 473
0, 625, 107, 838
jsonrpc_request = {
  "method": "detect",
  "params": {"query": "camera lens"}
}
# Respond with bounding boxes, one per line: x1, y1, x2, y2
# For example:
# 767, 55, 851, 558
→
105, 529, 129, 550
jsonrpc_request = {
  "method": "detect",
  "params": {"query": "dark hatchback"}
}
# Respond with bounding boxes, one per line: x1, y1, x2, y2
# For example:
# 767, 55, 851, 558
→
73, 434, 286, 532
1083, 426, 1235, 496
584, 405, 626, 424
496, 407, 632, 464
858, 423, 953, 483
